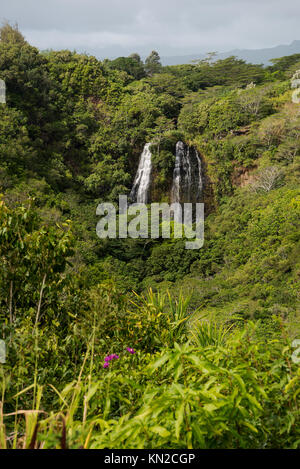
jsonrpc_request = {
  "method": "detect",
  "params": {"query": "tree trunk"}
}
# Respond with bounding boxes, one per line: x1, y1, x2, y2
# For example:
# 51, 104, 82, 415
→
9, 280, 13, 325
34, 273, 47, 330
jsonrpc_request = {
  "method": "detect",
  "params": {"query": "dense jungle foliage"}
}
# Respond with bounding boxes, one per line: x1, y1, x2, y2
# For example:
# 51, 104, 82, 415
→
0, 23, 299, 448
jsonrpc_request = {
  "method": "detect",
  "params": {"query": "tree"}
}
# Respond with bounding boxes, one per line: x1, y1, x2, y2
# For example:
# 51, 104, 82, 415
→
145, 51, 162, 76
237, 86, 269, 117
0, 106, 35, 176
0, 22, 53, 125
0, 199, 74, 327
108, 56, 145, 80
269, 54, 300, 72
258, 116, 285, 147
148, 116, 174, 155
193, 51, 218, 65
251, 166, 283, 193
129, 53, 143, 65
0, 21, 25, 44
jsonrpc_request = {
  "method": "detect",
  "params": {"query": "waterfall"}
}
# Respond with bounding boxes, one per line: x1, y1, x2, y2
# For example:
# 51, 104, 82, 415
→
130, 143, 152, 204
194, 150, 203, 201
171, 141, 203, 204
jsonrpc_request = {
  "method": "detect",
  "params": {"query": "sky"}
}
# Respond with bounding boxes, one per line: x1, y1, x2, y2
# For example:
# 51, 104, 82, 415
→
1, 0, 300, 59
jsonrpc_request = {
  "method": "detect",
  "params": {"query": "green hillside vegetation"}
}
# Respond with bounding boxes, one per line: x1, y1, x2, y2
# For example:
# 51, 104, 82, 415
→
0, 24, 299, 448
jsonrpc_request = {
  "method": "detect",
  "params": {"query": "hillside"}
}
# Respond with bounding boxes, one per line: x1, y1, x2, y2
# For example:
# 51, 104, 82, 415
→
0, 24, 299, 449
161, 40, 300, 66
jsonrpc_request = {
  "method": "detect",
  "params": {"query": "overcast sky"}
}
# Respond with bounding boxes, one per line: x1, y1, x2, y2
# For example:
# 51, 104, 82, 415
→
1, 0, 300, 58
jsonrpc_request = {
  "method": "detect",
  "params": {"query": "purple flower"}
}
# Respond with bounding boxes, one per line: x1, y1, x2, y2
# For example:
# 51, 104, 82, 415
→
105, 354, 119, 362
103, 362, 109, 369
126, 347, 136, 354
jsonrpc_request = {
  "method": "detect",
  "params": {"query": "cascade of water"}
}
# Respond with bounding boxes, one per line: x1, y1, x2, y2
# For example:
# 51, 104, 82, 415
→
194, 149, 203, 201
130, 143, 152, 204
170, 141, 182, 204
171, 141, 203, 204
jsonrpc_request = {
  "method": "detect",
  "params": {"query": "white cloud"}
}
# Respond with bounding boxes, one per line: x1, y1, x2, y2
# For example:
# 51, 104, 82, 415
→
1, 0, 299, 57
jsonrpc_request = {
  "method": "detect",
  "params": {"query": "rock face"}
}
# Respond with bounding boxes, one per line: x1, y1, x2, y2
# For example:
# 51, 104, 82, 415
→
130, 143, 152, 203
171, 141, 203, 204
232, 165, 257, 188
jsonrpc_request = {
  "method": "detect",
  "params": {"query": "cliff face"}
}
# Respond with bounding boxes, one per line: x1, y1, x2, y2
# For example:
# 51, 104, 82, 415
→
231, 164, 257, 188
131, 141, 204, 206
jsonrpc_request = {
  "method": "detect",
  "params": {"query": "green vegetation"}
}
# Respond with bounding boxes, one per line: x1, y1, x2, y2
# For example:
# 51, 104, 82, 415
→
0, 24, 299, 448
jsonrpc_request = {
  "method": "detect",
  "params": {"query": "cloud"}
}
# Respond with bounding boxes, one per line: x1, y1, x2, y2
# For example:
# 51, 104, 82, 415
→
1, 0, 299, 57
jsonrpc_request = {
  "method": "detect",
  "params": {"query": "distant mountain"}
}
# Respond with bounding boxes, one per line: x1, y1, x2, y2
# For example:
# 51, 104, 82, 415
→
161, 40, 300, 66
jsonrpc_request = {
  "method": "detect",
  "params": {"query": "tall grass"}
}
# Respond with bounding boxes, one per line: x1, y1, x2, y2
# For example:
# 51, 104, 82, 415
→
0, 291, 299, 449
191, 314, 235, 347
